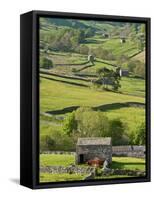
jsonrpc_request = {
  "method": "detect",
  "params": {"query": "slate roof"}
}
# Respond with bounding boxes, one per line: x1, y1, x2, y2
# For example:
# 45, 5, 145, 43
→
77, 137, 111, 146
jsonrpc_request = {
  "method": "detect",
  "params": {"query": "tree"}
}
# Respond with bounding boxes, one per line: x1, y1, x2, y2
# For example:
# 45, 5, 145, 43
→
134, 122, 145, 145
108, 119, 128, 145
63, 112, 77, 136
96, 67, 121, 91
75, 107, 109, 138
63, 107, 110, 140
40, 57, 54, 69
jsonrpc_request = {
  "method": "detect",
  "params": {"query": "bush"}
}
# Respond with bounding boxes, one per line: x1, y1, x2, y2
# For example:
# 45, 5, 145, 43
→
40, 57, 54, 69
127, 61, 136, 72
40, 135, 56, 151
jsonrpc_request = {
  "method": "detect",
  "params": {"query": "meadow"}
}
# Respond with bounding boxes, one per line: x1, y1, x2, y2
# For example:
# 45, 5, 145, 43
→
39, 17, 146, 182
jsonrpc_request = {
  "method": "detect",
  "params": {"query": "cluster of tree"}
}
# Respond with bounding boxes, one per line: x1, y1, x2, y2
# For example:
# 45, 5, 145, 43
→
63, 107, 145, 147
40, 130, 74, 152
63, 107, 129, 146
95, 67, 121, 91
41, 28, 87, 52
130, 24, 145, 51
40, 107, 145, 151
90, 47, 115, 60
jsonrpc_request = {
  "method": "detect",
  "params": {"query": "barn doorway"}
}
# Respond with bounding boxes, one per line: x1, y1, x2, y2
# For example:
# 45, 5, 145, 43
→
79, 154, 84, 163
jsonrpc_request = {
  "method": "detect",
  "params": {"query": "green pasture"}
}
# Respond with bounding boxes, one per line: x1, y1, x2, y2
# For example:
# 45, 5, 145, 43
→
40, 173, 85, 182
39, 154, 145, 182
120, 77, 145, 97
40, 154, 145, 171
40, 77, 144, 112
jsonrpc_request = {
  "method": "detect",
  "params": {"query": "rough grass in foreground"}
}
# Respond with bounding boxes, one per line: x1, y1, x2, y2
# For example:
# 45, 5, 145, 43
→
40, 154, 145, 171
40, 173, 85, 182
39, 154, 145, 182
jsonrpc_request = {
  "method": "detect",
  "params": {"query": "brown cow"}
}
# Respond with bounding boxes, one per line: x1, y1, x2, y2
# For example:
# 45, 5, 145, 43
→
87, 157, 105, 167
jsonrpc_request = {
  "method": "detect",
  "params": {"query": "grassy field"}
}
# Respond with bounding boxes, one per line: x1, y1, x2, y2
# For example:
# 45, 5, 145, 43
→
112, 157, 145, 171
39, 18, 146, 183
85, 38, 139, 57
40, 154, 75, 167
40, 154, 145, 171
40, 76, 145, 140
40, 154, 145, 182
40, 173, 85, 182
40, 78, 144, 112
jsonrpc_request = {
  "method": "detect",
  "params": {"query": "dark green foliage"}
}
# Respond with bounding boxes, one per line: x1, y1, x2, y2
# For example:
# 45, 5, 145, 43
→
40, 135, 56, 151
96, 67, 121, 91
40, 57, 54, 69
40, 132, 74, 152
127, 61, 136, 72
108, 119, 128, 145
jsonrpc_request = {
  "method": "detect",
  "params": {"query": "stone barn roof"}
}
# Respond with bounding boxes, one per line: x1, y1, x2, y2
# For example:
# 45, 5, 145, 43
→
77, 137, 112, 146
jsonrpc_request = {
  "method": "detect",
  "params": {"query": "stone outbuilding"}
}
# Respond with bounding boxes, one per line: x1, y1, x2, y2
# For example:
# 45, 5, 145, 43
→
119, 69, 129, 77
76, 137, 112, 164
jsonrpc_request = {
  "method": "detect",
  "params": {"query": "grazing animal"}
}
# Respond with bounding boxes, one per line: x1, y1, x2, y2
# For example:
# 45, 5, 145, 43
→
87, 157, 105, 167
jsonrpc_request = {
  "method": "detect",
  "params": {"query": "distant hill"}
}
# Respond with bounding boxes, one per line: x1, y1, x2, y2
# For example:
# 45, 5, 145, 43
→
40, 17, 119, 32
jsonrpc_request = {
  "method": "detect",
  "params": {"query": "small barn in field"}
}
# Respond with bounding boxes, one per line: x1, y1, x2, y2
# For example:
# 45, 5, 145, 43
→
120, 69, 129, 77
76, 137, 112, 164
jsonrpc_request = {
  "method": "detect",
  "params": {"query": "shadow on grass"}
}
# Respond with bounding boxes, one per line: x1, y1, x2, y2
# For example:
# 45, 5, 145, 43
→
46, 102, 145, 115
111, 161, 144, 170
46, 106, 80, 115
40, 76, 88, 88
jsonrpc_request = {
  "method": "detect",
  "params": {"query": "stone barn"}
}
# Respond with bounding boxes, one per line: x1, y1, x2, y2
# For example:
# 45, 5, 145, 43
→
88, 55, 95, 64
76, 137, 112, 164
119, 69, 129, 77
